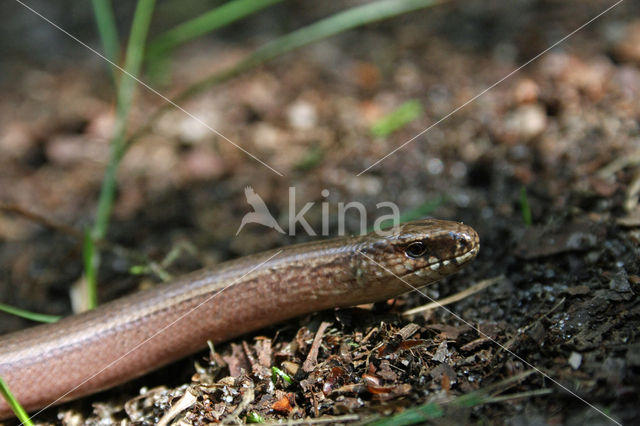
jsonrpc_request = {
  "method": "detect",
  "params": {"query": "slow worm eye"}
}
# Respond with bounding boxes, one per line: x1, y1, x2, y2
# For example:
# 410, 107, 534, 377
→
405, 242, 427, 258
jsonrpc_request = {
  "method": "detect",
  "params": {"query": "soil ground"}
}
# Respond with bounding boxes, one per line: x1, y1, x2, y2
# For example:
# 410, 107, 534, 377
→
0, 1, 638, 424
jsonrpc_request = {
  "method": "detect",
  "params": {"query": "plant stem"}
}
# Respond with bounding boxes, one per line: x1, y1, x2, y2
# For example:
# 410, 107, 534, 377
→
86, 0, 156, 309
91, 0, 121, 85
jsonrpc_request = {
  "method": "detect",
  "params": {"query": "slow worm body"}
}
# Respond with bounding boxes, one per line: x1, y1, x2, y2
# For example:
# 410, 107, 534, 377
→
0, 219, 479, 419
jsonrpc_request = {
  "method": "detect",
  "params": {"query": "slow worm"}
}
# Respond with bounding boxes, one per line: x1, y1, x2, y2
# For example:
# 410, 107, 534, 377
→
0, 219, 479, 419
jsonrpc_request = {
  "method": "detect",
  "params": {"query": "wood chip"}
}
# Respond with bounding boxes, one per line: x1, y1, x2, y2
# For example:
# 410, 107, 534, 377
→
395, 323, 420, 340
461, 336, 492, 351
432, 341, 449, 362
271, 392, 295, 414
222, 343, 249, 377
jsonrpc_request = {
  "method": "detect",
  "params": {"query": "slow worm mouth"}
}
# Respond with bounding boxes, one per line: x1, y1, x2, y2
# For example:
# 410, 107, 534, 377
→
410, 243, 480, 278
0, 218, 480, 420
454, 244, 480, 265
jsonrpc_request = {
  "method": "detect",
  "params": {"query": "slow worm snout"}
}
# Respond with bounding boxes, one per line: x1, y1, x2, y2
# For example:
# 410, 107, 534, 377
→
0, 219, 479, 419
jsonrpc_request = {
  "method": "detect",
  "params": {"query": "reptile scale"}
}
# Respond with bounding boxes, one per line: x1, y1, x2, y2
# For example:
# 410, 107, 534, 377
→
0, 219, 479, 419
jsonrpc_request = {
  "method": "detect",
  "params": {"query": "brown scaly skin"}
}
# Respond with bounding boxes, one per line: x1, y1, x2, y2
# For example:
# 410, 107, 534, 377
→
0, 219, 479, 419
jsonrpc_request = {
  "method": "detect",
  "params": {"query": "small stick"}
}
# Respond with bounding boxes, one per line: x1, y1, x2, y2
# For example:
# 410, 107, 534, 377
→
403, 275, 504, 316
302, 321, 332, 373
0, 203, 84, 240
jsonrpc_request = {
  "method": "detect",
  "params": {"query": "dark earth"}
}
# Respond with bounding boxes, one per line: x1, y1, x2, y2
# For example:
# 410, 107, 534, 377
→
0, 0, 639, 424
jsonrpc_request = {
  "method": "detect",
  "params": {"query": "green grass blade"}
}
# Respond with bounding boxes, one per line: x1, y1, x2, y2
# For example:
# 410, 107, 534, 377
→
400, 196, 446, 222
147, 0, 284, 58
174, 0, 443, 104
91, 0, 121, 84
362, 371, 538, 425
271, 366, 293, 385
82, 228, 99, 309
520, 185, 532, 226
371, 100, 424, 137
87, 0, 157, 309
0, 376, 34, 425
128, 0, 444, 149
295, 144, 324, 170
370, 196, 446, 232
94, 0, 156, 239
364, 401, 444, 425
246, 411, 266, 423
0, 303, 61, 323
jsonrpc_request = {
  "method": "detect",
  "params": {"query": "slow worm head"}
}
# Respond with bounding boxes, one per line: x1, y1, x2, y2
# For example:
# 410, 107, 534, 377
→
0, 219, 479, 419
